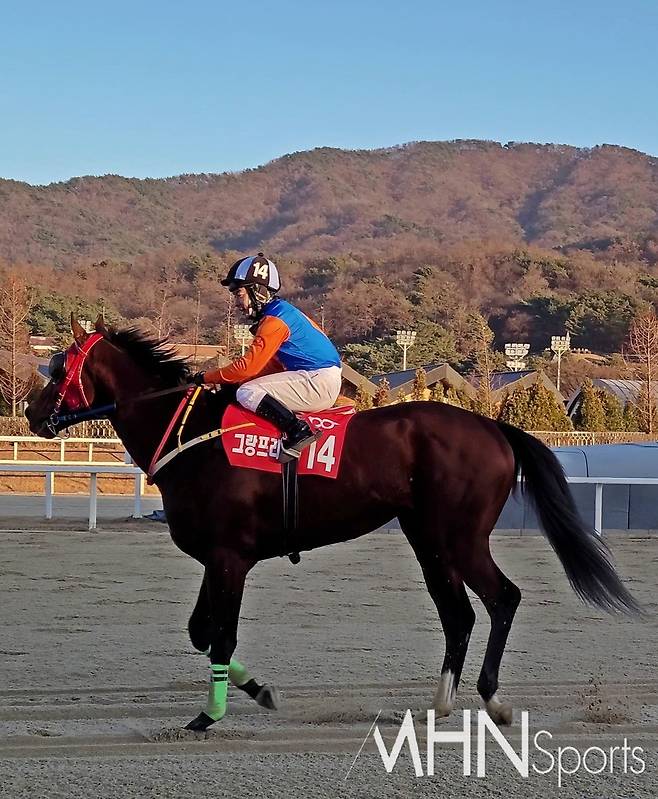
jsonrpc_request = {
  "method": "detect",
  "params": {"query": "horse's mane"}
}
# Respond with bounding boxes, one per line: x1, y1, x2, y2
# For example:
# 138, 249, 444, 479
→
108, 327, 189, 385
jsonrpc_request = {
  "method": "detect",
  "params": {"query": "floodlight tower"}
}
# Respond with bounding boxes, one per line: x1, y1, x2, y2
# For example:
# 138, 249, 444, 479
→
504, 342, 530, 372
233, 324, 253, 356
550, 332, 571, 393
396, 329, 417, 371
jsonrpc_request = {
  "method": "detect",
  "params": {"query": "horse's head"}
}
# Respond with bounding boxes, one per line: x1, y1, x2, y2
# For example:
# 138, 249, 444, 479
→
26, 314, 113, 438
26, 315, 191, 439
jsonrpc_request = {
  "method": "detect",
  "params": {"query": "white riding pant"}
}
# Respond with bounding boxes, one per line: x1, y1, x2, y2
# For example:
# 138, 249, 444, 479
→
236, 366, 342, 413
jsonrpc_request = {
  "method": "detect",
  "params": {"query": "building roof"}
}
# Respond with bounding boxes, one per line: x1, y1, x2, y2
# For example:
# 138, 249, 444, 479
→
29, 335, 59, 353
173, 343, 227, 360
36, 363, 50, 381
340, 363, 378, 396
490, 370, 535, 391
476, 370, 564, 402
372, 367, 429, 390
566, 378, 658, 415
30, 335, 58, 344
371, 364, 477, 399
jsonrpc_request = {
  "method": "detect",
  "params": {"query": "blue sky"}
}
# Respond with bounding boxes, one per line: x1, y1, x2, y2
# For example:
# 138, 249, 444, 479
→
2, 0, 657, 185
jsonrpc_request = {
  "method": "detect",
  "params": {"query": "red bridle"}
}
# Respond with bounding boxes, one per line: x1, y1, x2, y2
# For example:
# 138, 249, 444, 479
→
52, 333, 105, 414
45, 332, 192, 453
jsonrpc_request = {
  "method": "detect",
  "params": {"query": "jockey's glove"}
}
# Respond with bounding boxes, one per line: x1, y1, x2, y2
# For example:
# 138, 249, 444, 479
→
188, 371, 206, 386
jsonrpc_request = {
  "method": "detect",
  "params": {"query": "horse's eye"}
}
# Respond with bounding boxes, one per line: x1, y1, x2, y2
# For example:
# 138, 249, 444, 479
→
48, 352, 66, 382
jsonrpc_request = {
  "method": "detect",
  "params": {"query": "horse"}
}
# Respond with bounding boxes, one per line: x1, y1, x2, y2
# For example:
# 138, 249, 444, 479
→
25, 315, 640, 731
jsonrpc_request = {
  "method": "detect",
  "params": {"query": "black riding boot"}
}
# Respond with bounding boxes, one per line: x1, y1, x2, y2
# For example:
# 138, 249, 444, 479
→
255, 394, 320, 462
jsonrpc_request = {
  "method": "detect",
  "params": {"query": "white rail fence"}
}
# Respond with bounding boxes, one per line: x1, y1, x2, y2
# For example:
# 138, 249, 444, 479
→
0, 436, 125, 463
0, 463, 146, 530
567, 477, 658, 535
0, 464, 655, 534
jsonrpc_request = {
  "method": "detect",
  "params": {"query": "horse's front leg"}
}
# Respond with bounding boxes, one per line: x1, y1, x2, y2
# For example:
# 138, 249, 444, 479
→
185, 548, 254, 731
188, 571, 279, 712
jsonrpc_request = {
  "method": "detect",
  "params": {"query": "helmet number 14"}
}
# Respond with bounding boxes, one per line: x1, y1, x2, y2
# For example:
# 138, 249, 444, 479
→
306, 436, 336, 472
253, 263, 269, 279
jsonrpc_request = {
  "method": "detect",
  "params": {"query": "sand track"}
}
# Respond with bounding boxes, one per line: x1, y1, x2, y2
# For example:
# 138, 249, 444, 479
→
0, 529, 656, 797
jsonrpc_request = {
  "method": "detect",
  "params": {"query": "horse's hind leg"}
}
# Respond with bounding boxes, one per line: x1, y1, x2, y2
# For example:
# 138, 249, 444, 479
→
399, 513, 476, 718
458, 540, 521, 725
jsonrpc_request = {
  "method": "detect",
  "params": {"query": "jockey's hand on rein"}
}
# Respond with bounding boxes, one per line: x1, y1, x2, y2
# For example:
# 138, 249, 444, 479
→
187, 371, 206, 386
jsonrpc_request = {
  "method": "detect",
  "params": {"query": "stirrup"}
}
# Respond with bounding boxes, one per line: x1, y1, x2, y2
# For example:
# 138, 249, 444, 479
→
277, 429, 321, 463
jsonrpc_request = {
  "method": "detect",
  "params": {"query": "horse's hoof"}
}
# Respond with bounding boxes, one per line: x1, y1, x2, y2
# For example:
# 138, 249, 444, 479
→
185, 712, 217, 731
256, 684, 280, 710
485, 696, 513, 726
433, 702, 453, 718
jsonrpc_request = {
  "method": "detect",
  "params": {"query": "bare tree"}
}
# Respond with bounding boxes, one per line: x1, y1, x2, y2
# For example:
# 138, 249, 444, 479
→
192, 288, 201, 366
466, 313, 496, 418
626, 310, 658, 434
154, 285, 172, 339
151, 261, 181, 339
0, 275, 34, 416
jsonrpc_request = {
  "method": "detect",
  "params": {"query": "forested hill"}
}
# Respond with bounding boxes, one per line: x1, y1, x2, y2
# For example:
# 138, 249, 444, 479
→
2, 140, 658, 265
3, 140, 658, 372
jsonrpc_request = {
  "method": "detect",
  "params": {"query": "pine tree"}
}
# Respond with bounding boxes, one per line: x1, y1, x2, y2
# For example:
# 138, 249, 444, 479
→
573, 379, 606, 431
410, 367, 428, 401
372, 377, 390, 407
499, 382, 572, 431
429, 383, 445, 402
525, 381, 572, 431
623, 401, 640, 432
601, 391, 625, 431
498, 387, 532, 428
354, 383, 373, 411
635, 384, 658, 433
473, 388, 499, 418
456, 390, 474, 411
443, 386, 461, 406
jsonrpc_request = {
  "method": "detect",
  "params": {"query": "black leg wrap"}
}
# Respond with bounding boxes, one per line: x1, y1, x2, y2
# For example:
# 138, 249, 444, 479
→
237, 679, 280, 710
185, 712, 217, 731
239, 678, 262, 700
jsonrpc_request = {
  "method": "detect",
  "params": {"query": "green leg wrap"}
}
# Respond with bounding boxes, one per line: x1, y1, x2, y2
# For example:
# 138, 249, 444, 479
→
228, 658, 251, 687
206, 664, 229, 721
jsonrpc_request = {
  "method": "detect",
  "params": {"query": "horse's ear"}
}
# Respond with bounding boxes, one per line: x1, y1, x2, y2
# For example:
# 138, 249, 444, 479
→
71, 313, 88, 344
94, 313, 107, 334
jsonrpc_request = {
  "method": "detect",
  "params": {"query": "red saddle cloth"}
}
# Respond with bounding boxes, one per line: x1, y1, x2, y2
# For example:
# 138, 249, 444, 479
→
221, 404, 355, 479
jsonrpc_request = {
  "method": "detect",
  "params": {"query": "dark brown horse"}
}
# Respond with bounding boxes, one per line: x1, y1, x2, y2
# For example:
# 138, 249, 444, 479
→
26, 317, 639, 731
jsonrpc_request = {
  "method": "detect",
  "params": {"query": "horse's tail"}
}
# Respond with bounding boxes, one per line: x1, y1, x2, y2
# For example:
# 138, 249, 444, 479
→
496, 420, 641, 616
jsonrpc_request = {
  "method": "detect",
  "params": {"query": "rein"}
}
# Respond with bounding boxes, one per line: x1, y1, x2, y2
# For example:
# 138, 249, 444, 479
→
46, 337, 251, 482
47, 383, 193, 436
146, 385, 255, 483
49, 375, 251, 482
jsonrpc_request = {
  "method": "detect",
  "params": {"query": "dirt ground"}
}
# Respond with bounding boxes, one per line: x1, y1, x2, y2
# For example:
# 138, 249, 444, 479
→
0, 526, 656, 798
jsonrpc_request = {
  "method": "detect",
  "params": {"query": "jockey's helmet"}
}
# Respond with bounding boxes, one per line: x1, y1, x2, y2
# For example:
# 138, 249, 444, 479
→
221, 253, 280, 317
221, 253, 281, 309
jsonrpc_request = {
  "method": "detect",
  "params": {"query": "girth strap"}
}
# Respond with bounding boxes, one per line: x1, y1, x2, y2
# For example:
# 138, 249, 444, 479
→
282, 459, 301, 565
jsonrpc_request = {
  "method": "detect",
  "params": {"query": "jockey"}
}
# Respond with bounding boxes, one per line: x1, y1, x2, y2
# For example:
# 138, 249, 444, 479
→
190, 253, 342, 461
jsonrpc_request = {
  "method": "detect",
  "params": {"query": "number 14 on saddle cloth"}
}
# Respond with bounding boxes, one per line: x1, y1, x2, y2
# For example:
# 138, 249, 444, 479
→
221, 404, 354, 478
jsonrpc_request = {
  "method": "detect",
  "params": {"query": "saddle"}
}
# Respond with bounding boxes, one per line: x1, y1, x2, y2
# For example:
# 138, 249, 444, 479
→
221, 403, 355, 564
